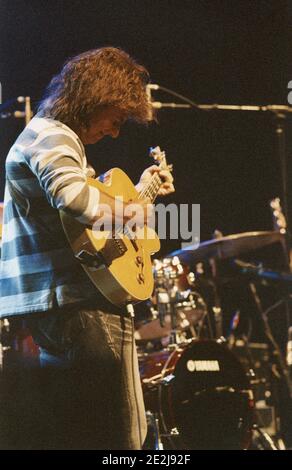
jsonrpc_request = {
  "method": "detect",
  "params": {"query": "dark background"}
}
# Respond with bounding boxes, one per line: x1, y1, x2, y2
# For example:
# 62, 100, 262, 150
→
1, 0, 292, 256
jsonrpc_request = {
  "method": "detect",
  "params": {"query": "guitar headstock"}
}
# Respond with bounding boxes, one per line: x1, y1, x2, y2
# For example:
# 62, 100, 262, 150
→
149, 146, 173, 172
270, 197, 287, 234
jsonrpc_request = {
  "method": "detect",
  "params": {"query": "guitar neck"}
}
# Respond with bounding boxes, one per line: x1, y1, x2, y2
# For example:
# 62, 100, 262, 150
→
138, 171, 162, 203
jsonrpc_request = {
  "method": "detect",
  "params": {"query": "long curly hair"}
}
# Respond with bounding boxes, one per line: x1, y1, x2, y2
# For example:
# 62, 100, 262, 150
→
37, 47, 153, 131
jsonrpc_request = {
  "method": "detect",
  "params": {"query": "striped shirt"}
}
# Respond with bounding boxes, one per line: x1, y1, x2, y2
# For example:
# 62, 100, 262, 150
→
0, 115, 105, 317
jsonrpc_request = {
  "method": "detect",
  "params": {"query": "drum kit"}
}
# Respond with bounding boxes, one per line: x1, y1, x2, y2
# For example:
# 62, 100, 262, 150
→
136, 225, 292, 450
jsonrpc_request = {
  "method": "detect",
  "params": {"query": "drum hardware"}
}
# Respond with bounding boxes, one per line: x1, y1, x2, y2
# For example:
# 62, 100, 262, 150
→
251, 424, 280, 450
155, 290, 170, 329
230, 339, 280, 438
247, 279, 292, 399
145, 411, 164, 450
135, 257, 208, 345
169, 231, 287, 341
208, 230, 224, 339
154, 257, 190, 340
0, 319, 11, 370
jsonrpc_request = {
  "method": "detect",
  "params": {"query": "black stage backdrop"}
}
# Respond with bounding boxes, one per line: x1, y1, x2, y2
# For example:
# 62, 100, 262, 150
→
1, 0, 292, 255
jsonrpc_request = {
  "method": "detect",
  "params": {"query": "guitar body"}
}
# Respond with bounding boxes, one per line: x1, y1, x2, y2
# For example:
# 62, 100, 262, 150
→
60, 168, 161, 306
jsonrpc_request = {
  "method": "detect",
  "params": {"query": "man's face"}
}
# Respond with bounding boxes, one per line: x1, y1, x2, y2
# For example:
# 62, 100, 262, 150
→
79, 106, 126, 145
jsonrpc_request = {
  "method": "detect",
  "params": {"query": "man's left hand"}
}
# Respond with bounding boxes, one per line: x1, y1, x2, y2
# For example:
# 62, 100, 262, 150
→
136, 165, 175, 197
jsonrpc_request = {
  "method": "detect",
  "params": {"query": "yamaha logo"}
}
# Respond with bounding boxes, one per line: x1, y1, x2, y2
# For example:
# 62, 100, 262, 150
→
187, 360, 220, 372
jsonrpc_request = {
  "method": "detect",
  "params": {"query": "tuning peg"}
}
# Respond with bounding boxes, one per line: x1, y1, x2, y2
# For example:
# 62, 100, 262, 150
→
149, 146, 163, 161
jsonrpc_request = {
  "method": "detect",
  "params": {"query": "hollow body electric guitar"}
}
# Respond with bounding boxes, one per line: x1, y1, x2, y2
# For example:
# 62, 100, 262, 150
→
60, 147, 171, 306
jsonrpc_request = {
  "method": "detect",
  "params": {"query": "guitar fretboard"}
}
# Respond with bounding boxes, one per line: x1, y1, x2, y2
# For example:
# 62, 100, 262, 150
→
139, 172, 162, 203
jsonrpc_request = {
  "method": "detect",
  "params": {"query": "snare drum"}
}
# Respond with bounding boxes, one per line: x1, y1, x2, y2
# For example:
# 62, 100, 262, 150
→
140, 339, 254, 449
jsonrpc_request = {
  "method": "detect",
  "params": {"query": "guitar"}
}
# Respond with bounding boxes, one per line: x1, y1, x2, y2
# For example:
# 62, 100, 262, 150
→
60, 147, 172, 306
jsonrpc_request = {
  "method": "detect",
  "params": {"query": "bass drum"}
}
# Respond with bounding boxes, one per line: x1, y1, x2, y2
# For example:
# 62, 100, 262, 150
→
140, 339, 254, 450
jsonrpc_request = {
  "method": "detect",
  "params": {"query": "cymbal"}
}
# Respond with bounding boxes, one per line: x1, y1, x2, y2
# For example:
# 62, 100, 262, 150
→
169, 231, 285, 264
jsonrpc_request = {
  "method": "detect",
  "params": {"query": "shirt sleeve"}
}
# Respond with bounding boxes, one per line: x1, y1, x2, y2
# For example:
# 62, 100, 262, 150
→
25, 128, 100, 224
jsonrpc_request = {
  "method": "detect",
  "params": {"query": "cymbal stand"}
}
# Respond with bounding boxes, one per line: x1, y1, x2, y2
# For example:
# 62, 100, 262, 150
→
208, 257, 224, 339
207, 230, 225, 339
0, 318, 10, 371
274, 111, 291, 257
169, 288, 182, 345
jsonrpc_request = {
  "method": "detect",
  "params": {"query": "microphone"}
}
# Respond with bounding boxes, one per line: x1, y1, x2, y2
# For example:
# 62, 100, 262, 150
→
146, 84, 192, 109
146, 84, 160, 92
146, 84, 161, 109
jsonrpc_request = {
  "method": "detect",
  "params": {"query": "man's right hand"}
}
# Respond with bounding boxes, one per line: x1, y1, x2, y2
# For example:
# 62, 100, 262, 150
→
124, 197, 154, 228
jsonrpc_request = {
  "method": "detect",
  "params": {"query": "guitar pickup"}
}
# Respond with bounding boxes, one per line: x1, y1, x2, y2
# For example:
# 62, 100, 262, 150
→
101, 237, 127, 264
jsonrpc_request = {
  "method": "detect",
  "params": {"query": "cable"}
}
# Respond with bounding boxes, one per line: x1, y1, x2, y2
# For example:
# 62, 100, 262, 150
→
131, 315, 143, 449
127, 304, 143, 449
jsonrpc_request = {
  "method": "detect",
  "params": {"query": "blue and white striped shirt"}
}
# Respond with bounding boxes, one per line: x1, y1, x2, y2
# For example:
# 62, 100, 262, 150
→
0, 115, 104, 317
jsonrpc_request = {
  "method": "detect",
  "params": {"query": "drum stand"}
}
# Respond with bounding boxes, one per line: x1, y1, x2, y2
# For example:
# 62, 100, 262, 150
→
169, 293, 183, 345
209, 255, 224, 339
145, 411, 164, 450
0, 318, 10, 371
0, 321, 3, 371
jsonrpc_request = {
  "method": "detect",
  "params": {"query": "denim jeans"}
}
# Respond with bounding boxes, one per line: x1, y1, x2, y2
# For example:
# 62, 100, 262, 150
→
26, 302, 147, 450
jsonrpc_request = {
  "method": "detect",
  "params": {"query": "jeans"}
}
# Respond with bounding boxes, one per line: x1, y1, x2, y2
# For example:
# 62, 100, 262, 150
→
26, 302, 147, 450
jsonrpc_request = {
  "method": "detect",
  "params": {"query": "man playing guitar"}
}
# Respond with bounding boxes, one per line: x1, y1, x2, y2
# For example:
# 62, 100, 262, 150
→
0, 47, 174, 449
